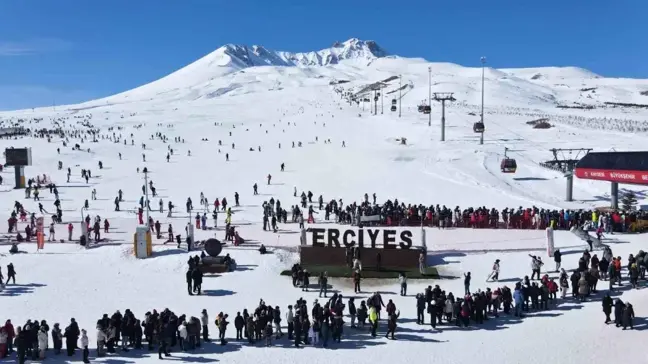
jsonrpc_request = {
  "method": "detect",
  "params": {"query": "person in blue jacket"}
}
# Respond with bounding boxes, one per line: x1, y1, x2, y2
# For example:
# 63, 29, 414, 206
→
513, 285, 524, 318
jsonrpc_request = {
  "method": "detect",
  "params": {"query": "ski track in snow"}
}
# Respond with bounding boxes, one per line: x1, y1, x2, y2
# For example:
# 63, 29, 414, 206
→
1, 45, 648, 364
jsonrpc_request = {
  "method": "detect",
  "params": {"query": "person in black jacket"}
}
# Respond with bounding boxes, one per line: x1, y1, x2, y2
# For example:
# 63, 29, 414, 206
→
6, 263, 16, 285
186, 269, 193, 296
293, 316, 301, 347
553, 249, 562, 272
602, 293, 613, 324
15, 327, 27, 364
63, 319, 79, 356
622, 303, 635, 330
614, 299, 625, 327
415, 294, 426, 325
158, 322, 171, 359
234, 313, 244, 340
192, 268, 203, 295
348, 298, 357, 328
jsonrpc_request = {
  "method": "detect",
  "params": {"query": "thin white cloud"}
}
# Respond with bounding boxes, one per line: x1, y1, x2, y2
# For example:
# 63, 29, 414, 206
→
0, 38, 73, 56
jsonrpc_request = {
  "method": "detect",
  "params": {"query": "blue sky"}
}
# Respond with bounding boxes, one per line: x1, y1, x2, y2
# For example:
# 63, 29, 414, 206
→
0, 0, 645, 110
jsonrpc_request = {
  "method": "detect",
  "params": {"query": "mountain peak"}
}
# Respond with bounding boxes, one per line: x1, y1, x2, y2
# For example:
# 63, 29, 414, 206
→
333, 38, 387, 57
211, 38, 388, 69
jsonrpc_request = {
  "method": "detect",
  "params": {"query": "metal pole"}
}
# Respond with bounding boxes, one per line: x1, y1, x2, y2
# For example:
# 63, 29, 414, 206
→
381, 86, 384, 114
610, 182, 619, 209
441, 100, 446, 141
399, 75, 402, 118
428, 67, 432, 127
479, 56, 486, 145
374, 90, 377, 115
566, 172, 574, 202
143, 171, 150, 226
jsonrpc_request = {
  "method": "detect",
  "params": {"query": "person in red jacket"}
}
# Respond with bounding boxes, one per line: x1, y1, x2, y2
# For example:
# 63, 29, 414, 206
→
67, 223, 74, 241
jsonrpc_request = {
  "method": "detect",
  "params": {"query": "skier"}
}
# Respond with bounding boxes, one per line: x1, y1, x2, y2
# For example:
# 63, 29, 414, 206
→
487, 259, 500, 282
280, 163, 285, 172
253, 184, 258, 195
267, 174, 272, 185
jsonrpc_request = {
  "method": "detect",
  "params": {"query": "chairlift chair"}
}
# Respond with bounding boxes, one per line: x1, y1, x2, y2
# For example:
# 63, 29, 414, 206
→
392, 99, 397, 105
391, 105, 397, 112
473, 122, 485, 133
423, 105, 431, 114
417, 105, 425, 113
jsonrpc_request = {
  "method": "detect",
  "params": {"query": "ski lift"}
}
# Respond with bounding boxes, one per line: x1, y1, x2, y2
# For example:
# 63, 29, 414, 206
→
473, 122, 485, 133
392, 99, 397, 105
417, 105, 425, 113
391, 105, 397, 112
423, 106, 431, 114
500, 147, 517, 173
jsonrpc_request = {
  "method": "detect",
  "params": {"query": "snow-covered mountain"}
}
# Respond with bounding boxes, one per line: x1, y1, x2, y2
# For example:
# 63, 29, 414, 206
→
218, 38, 388, 68
163, 37, 387, 75
5, 37, 648, 122
275, 38, 388, 67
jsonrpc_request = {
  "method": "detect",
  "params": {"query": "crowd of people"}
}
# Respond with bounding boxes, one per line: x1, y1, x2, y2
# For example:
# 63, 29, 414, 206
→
2, 241, 643, 363
0, 290, 403, 363
317, 195, 648, 232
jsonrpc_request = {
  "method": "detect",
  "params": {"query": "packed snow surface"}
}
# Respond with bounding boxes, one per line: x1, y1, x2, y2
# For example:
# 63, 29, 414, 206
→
1, 38, 648, 363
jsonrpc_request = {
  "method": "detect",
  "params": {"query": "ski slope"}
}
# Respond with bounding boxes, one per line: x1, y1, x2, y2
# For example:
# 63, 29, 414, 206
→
1, 38, 648, 363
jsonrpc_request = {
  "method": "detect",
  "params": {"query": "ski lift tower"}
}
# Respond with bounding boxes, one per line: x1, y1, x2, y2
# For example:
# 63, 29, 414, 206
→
539, 148, 592, 201
432, 92, 456, 142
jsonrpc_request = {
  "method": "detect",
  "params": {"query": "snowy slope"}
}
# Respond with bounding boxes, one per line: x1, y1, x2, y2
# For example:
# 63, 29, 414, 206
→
1, 38, 648, 364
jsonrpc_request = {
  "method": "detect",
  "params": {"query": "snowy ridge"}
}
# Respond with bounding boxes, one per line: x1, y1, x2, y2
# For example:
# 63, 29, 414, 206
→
211, 38, 388, 69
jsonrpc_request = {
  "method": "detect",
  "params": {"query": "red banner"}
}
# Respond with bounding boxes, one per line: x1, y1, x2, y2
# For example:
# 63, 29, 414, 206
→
575, 168, 648, 184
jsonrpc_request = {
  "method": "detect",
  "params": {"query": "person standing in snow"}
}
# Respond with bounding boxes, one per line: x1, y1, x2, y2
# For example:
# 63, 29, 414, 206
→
602, 292, 613, 324
464, 272, 471, 295
38, 326, 48, 359
559, 269, 569, 299
200, 309, 209, 342
554, 249, 562, 272
529, 255, 543, 280
399, 273, 407, 296
48, 223, 56, 242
